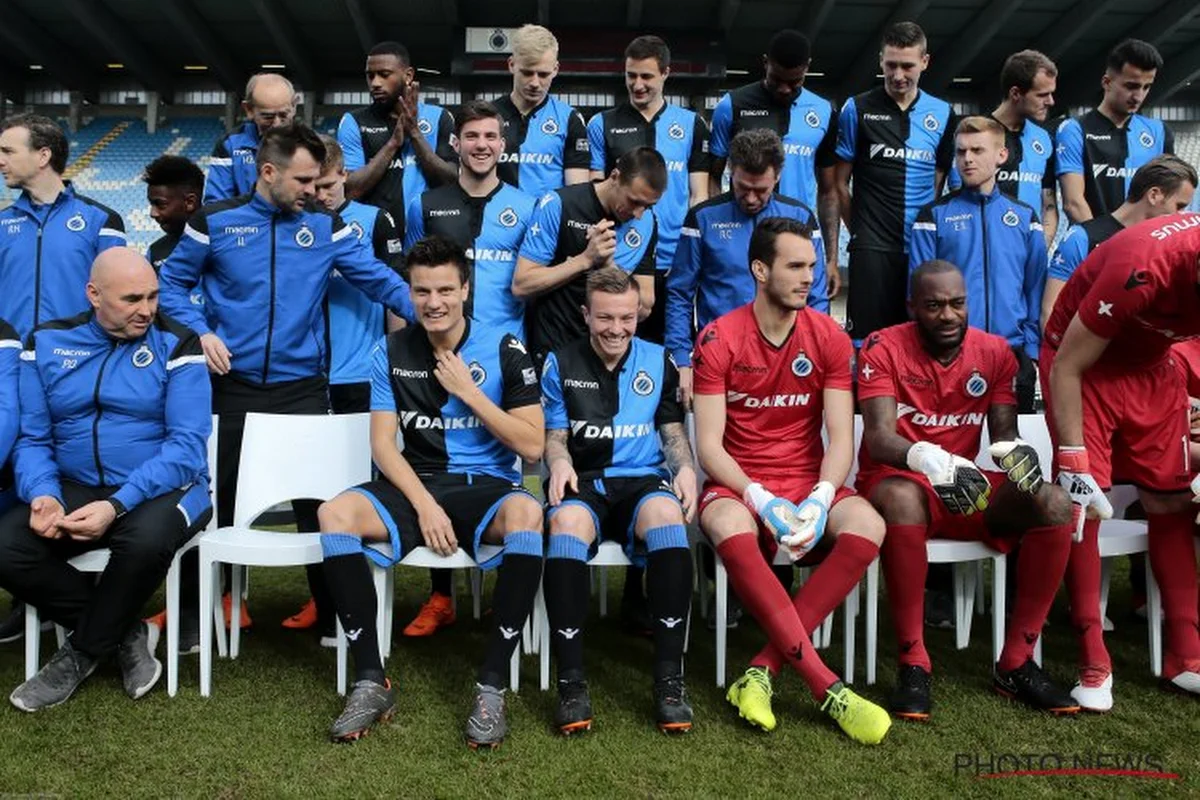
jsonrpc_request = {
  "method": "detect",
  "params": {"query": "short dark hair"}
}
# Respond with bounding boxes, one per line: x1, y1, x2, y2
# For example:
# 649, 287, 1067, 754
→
615, 146, 668, 194
1127, 155, 1198, 202
1, 114, 68, 175
456, 99, 503, 135
729, 129, 784, 175
1107, 39, 1162, 73
625, 35, 670, 72
142, 155, 204, 195
1000, 50, 1057, 95
256, 122, 325, 173
369, 41, 411, 66
748, 216, 813, 267
767, 30, 811, 69
585, 266, 637, 306
909, 259, 963, 297
404, 235, 470, 284
881, 21, 926, 54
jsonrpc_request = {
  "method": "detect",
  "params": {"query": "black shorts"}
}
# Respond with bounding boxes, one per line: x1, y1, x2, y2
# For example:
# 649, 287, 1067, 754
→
330, 381, 371, 414
846, 249, 909, 342
352, 473, 535, 570
548, 474, 679, 565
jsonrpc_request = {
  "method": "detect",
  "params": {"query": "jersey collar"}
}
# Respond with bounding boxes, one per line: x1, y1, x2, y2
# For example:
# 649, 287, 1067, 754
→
418, 317, 472, 356
617, 100, 668, 126
584, 336, 634, 376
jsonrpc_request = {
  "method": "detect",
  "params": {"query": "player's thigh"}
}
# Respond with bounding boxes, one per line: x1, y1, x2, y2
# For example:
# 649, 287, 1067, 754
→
865, 474, 932, 526
632, 493, 685, 538
317, 487, 391, 542
826, 493, 885, 544
1114, 362, 1192, 496
481, 488, 544, 545
984, 476, 1072, 535
699, 489, 758, 546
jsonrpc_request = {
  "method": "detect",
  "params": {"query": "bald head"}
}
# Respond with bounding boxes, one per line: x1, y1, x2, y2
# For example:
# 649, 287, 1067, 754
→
87, 248, 158, 339
244, 73, 297, 134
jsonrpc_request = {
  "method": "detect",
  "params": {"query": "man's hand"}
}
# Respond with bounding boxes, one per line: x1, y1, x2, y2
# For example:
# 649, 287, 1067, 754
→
57, 500, 117, 542
1056, 446, 1113, 541
781, 481, 834, 561
200, 333, 232, 375
547, 459, 579, 506
907, 441, 991, 515
432, 352, 482, 402
677, 366, 693, 409
743, 482, 802, 543
29, 496, 64, 539
397, 80, 420, 136
826, 260, 842, 298
673, 465, 698, 523
989, 439, 1045, 494
582, 220, 617, 267
415, 497, 457, 556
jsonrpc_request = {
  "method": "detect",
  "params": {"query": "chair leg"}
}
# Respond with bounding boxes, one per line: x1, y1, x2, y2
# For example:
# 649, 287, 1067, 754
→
866, 558, 879, 685
1147, 556, 1163, 677
336, 615, 348, 697
509, 633, 520, 693
383, 569, 395, 659
199, 552, 214, 697
471, 568, 481, 621
715, 556, 728, 688
1098, 557, 1113, 625
844, 587, 857, 685
166, 555, 181, 697
991, 555, 1006, 667
230, 564, 244, 660
372, 565, 389, 664
213, 563, 227, 659
538, 587, 550, 691
599, 567, 608, 617
975, 561, 986, 615
24, 604, 39, 680
953, 563, 968, 650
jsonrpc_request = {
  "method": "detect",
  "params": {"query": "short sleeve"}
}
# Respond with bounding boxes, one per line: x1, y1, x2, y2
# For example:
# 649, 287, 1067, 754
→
834, 97, 858, 162
990, 341, 1019, 407
369, 340, 395, 412
586, 113, 607, 172
498, 334, 541, 409
373, 209, 404, 269
435, 108, 458, 164
403, 196, 426, 253
1041, 130, 1057, 189
691, 322, 731, 395
709, 94, 733, 159
1055, 118, 1083, 176
935, 111, 956, 172
564, 109, 591, 170
1075, 246, 1158, 339
539, 351, 567, 429
1163, 122, 1175, 156
688, 113, 711, 173
814, 107, 839, 169
1049, 226, 1087, 282
632, 216, 657, 276
518, 192, 563, 265
654, 351, 685, 427
820, 325, 854, 391
338, 113, 366, 171
855, 332, 898, 401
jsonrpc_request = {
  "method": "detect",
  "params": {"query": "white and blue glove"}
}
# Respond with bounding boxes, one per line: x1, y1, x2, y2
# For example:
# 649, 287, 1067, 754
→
781, 481, 835, 562
906, 441, 991, 516
743, 482, 802, 544
1055, 446, 1113, 542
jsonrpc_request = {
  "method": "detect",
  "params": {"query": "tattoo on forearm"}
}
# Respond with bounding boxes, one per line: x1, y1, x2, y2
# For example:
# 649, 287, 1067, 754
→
661, 422, 695, 475
545, 428, 572, 466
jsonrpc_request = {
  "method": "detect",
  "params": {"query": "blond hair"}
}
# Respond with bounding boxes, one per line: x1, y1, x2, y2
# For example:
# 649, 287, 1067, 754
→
511, 24, 558, 62
955, 115, 1005, 143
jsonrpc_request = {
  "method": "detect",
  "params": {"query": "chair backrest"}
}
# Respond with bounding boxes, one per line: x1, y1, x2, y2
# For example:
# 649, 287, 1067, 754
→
233, 412, 373, 527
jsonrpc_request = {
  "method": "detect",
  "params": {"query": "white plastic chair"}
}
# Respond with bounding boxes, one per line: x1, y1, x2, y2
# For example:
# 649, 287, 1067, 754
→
199, 412, 373, 697
25, 419, 222, 696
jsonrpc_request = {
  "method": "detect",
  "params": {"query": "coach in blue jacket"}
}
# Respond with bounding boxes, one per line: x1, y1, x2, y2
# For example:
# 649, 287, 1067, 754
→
666, 128, 828, 405
0, 249, 212, 711
160, 123, 412, 635
909, 116, 1047, 412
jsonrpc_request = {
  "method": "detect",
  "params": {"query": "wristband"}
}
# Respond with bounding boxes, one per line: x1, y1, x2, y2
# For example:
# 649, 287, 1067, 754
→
1055, 446, 1088, 473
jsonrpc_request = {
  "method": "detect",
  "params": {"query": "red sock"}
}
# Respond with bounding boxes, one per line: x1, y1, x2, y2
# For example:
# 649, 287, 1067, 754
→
1065, 516, 1110, 671
716, 534, 839, 699
997, 523, 1072, 672
880, 524, 931, 671
749, 533, 882, 673
1146, 511, 1200, 675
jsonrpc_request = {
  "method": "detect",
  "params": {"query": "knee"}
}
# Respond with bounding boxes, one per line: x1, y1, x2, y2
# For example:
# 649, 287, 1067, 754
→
502, 494, 544, 533
869, 478, 928, 526
1035, 484, 1074, 527
548, 507, 595, 544
115, 525, 178, 567
317, 496, 357, 533
636, 496, 684, 534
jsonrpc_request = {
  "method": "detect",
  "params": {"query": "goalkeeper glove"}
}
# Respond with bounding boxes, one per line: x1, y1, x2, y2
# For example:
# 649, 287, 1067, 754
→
989, 439, 1044, 495
743, 483, 802, 545
1055, 446, 1113, 542
779, 481, 835, 561
906, 441, 991, 515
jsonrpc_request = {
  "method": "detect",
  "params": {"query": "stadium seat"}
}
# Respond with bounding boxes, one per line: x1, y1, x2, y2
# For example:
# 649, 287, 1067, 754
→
23, 418, 222, 697
198, 412, 373, 697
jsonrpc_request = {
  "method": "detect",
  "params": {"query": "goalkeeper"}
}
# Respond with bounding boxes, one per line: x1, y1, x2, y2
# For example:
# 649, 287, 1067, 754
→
692, 217, 889, 745
857, 260, 1077, 721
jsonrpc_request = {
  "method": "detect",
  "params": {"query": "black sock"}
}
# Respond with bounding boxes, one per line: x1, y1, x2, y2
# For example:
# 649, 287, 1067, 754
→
429, 568, 453, 597
622, 564, 646, 604
645, 526, 693, 681
477, 531, 543, 688
545, 534, 590, 679
320, 534, 383, 684
306, 563, 335, 631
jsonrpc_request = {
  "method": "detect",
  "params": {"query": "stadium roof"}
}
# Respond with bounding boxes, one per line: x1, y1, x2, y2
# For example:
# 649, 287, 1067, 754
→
1, 0, 1198, 108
